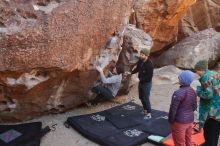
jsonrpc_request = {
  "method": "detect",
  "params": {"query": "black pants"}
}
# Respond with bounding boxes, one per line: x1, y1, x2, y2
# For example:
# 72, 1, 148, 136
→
91, 86, 114, 99
203, 118, 220, 146
138, 82, 152, 113
91, 86, 114, 103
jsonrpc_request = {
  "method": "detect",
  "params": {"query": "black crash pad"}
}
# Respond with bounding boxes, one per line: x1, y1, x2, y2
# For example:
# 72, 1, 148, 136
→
67, 111, 120, 142
141, 117, 171, 137
102, 128, 149, 146
128, 109, 170, 137
66, 102, 171, 146
0, 122, 44, 146
106, 114, 141, 129
130, 109, 168, 124
106, 102, 143, 116
106, 105, 168, 130
108, 108, 170, 137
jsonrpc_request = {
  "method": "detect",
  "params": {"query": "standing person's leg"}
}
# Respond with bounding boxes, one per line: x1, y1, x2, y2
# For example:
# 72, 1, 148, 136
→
185, 123, 193, 146
171, 122, 187, 146
203, 118, 220, 146
142, 82, 152, 114
203, 119, 210, 146
138, 83, 147, 111
215, 120, 220, 146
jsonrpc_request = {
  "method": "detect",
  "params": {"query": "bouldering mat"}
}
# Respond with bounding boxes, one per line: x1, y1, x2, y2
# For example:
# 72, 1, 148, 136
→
65, 102, 171, 146
0, 122, 50, 146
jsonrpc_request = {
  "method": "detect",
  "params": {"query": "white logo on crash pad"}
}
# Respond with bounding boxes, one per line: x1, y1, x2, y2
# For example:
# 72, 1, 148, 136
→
91, 114, 105, 122
124, 129, 143, 137
122, 105, 136, 110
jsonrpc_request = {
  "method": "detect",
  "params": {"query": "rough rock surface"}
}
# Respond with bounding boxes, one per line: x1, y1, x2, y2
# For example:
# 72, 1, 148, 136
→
0, 0, 133, 71
155, 28, 220, 69
118, 25, 153, 70
130, 0, 196, 52
178, 0, 220, 39
117, 25, 153, 94
153, 65, 182, 85
0, 0, 134, 122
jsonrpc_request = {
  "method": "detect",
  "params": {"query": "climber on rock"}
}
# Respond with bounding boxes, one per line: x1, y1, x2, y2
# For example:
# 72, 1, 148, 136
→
89, 64, 124, 105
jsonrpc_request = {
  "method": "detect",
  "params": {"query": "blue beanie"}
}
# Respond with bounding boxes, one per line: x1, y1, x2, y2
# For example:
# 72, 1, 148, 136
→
178, 70, 195, 86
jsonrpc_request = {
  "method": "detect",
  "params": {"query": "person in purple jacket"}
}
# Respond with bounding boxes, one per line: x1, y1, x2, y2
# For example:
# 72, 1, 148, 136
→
168, 70, 197, 146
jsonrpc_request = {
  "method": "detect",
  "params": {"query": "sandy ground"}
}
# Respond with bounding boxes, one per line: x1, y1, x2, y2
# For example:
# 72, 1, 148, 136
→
24, 82, 177, 146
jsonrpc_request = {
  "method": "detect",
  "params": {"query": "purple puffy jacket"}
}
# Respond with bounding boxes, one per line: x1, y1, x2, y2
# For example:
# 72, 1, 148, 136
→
168, 86, 197, 124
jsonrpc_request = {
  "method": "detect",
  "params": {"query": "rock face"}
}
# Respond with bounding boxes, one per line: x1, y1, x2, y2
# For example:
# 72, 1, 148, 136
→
130, 0, 196, 52
178, 0, 220, 39
118, 25, 153, 70
117, 25, 153, 94
155, 28, 220, 69
153, 65, 182, 85
0, 0, 134, 122
0, 0, 133, 71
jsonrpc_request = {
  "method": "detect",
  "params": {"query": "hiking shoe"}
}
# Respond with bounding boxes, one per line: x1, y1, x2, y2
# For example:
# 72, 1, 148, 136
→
193, 123, 201, 133
144, 113, 151, 120
86, 101, 99, 107
141, 110, 148, 115
85, 102, 92, 107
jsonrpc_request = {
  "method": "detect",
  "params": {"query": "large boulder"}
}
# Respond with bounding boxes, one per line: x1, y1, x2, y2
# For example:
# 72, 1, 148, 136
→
153, 65, 201, 93
153, 65, 182, 85
117, 24, 153, 94
178, 0, 220, 39
155, 28, 220, 69
118, 25, 153, 70
0, 0, 133, 122
0, 0, 133, 71
130, 0, 196, 52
